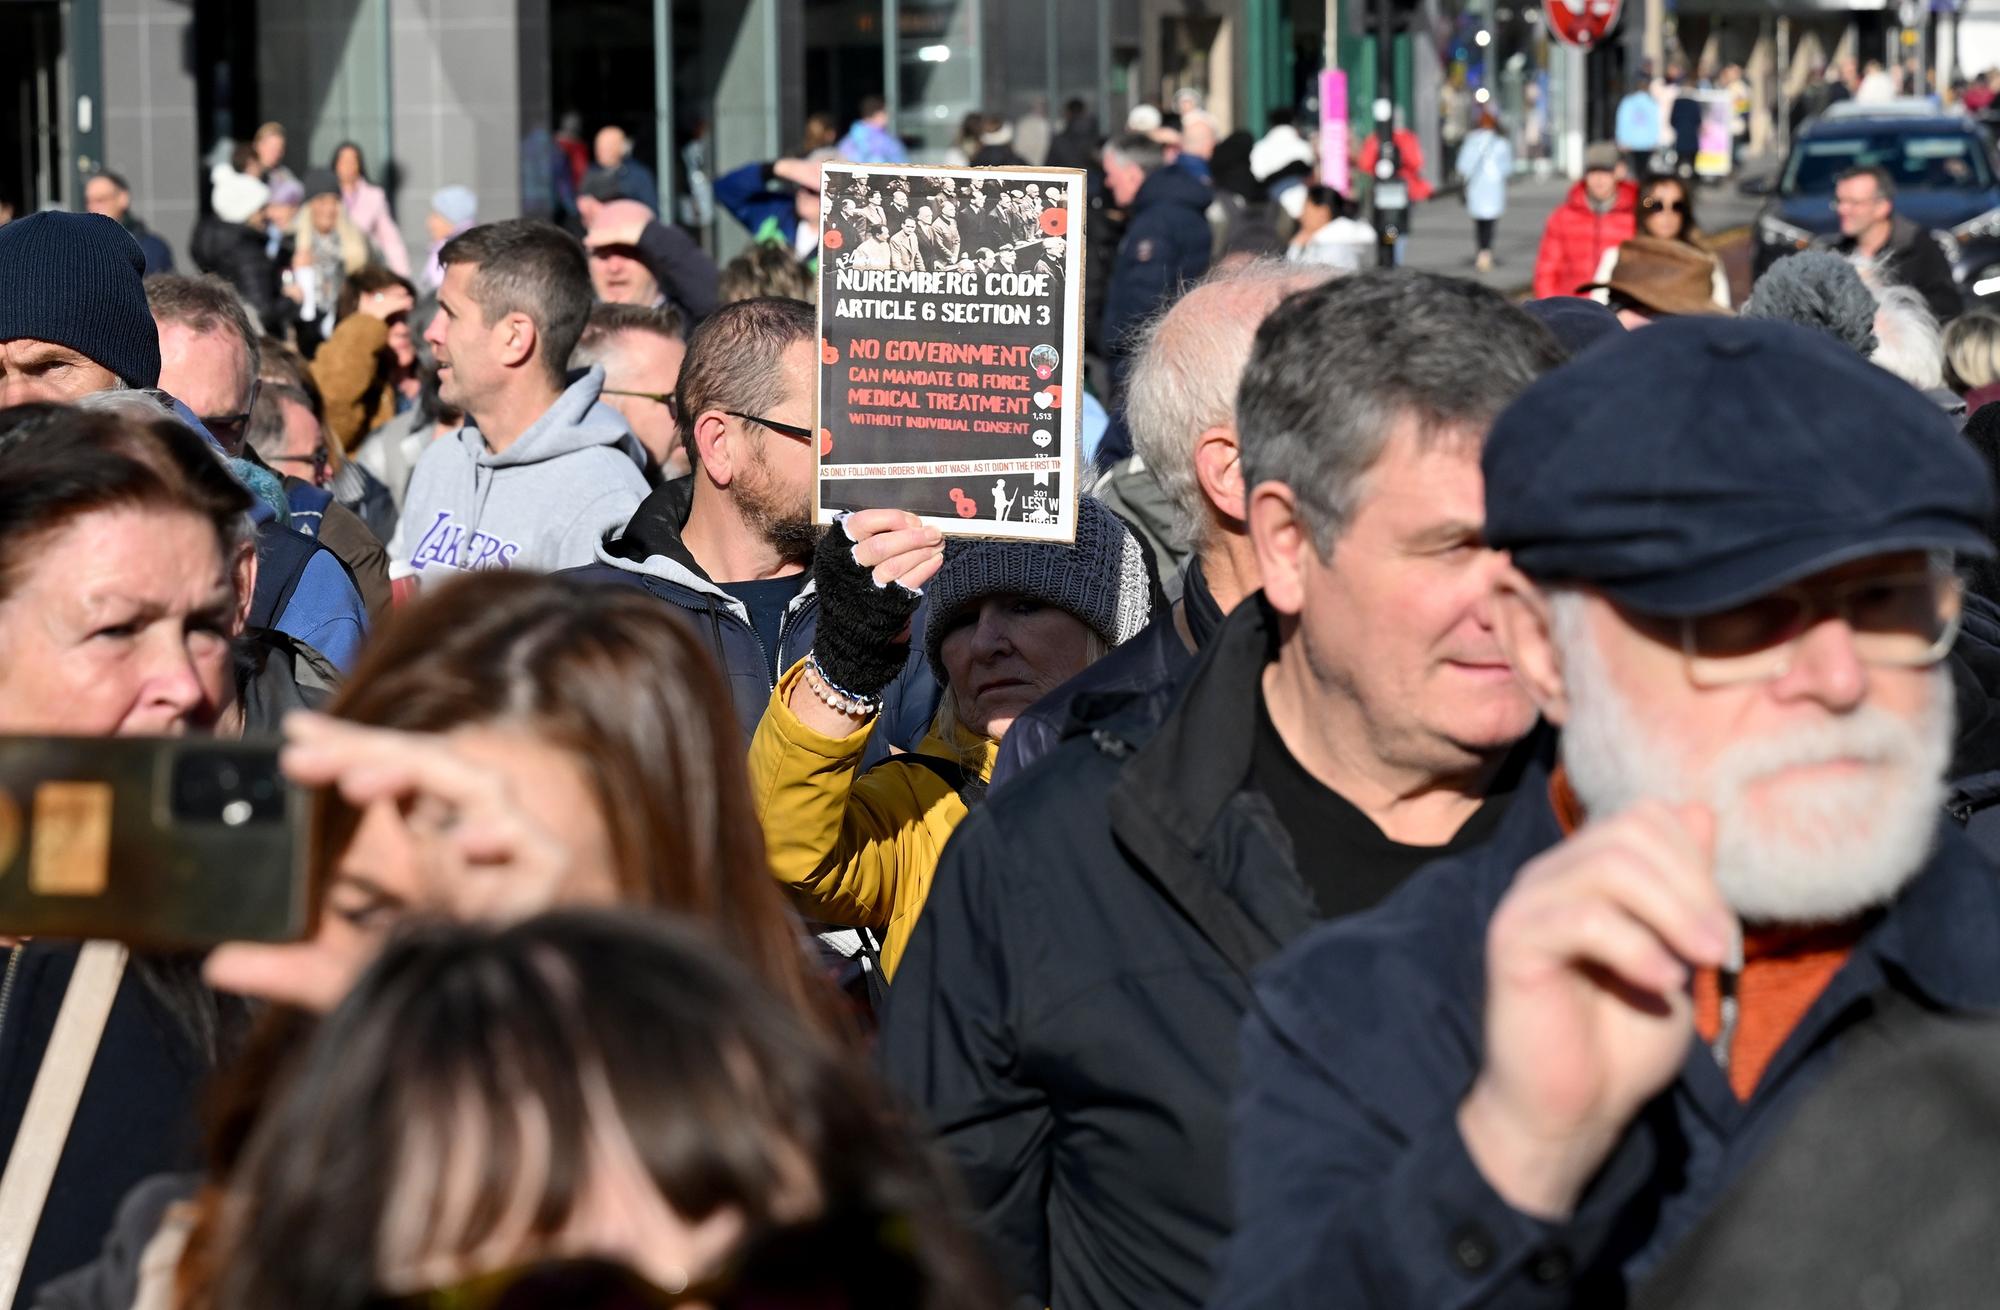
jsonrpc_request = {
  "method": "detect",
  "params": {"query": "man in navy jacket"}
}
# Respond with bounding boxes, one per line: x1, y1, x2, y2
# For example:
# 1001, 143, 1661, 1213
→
1213, 317, 2000, 1307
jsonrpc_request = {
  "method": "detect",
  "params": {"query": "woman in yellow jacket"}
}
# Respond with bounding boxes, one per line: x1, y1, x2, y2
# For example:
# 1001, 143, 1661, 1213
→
750, 498, 1152, 982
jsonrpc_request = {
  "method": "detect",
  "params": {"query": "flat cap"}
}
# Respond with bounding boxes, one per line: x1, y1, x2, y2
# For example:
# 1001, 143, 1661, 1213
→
1484, 316, 1994, 615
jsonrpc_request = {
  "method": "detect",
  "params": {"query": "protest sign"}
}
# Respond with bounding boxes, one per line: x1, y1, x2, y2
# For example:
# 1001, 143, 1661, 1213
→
814, 162, 1086, 542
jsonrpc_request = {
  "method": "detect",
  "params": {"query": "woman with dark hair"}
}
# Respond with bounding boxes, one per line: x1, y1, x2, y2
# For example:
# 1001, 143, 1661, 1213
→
206, 912, 999, 1310
1592, 173, 1731, 308
330, 141, 411, 278
203, 570, 826, 1023
0, 406, 257, 1306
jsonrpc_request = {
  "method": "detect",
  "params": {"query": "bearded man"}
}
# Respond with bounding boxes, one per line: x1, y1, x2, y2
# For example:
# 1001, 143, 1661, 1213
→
1210, 317, 2000, 1308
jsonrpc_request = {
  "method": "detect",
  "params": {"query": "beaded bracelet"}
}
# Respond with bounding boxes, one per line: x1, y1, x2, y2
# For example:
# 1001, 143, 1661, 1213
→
803, 653, 881, 719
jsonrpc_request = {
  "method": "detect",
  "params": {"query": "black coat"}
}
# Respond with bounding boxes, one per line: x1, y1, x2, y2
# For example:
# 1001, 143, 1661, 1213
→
1818, 214, 1965, 324
1099, 165, 1212, 362
189, 216, 285, 336
0, 948, 222, 1305
880, 598, 1543, 1309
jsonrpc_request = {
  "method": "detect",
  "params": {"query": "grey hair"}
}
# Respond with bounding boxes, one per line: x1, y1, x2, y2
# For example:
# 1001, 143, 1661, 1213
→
75, 387, 180, 422
1851, 256, 1944, 391
1742, 250, 1879, 357
1104, 132, 1168, 176
1236, 269, 1566, 553
1124, 259, 1337, 549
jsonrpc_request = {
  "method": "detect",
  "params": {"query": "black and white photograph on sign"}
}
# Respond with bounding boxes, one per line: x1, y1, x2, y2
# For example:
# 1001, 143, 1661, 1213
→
814, 162, 1086, 543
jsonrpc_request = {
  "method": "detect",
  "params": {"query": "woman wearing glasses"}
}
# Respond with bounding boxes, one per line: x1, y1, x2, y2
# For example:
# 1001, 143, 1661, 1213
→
1592, 175, 1732, 308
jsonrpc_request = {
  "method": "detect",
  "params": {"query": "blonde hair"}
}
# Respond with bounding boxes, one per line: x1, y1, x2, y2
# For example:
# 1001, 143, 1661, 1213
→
1944, 310, 2000, 394
292, 204, 371, 275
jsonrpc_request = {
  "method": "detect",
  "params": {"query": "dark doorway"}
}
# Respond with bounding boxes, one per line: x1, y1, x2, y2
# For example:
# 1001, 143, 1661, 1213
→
0, 1, 64, 215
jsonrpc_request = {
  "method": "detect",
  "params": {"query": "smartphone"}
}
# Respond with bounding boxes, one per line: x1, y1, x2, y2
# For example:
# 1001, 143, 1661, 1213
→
0, 736, 309, 949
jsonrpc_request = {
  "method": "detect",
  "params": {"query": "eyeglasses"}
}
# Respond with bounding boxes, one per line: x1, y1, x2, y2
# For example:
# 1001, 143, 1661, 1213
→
1640, 197, 1688, 215
1832, 195, 1886, 211
267, 448, 331, 476
724, 410, 814, 444
199, 377, 262, 450
1632, 567, 1964, 688
603, 388, 674, 408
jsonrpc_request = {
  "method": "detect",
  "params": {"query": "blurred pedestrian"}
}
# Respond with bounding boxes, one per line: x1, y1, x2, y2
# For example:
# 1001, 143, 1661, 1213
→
1944, 308, 2000, 411
719, 240, 815, 304
584, 125, 660, 214
84, 170, 173, 275
713, 156, 825, 269
289, 169, 372, 354
1456, 109, 1514, 273
1596, 175, 1729, 306
330, 141, 411, 277
570, 301, 688, 481
750, 498, 1149, 982
1286, 184, 1375, 271
1816, 165, 1962, 324
1616, 75, 1665, 178
1099, 132, 1212, 381
389, 220, 648, 583
1211, 316, 1996, 1308
192, 171, 288, 336
251, 121, 298, 194
311, 265, 420, 452
883, 272, 1562, 1310
835, 95, 909, 165
205, 912, 996, 1310
582, 196, 721, 324
1532, 142, 1637, 298
421, 184, 476, 292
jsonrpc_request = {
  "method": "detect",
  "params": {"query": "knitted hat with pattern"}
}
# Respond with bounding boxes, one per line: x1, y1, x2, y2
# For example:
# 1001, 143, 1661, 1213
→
922, 496, 1152, 684
0, 211, 160, 388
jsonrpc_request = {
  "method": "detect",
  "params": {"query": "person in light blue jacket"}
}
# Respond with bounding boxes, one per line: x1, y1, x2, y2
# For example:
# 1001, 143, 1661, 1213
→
1455, 110, 1513, 274
1616, 76, 1665, 177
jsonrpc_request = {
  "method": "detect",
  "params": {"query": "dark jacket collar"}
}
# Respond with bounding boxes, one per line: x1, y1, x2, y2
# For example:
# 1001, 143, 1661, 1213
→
1181, 555, 1226, 651
606, 474, 707, 581
1862, 820, 2000, 1012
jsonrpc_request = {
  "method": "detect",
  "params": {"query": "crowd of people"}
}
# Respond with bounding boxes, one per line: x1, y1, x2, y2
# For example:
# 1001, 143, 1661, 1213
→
4, 78, 2000, 1310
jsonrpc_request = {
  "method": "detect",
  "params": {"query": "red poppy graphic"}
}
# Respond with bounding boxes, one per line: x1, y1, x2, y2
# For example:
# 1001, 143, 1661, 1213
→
823, 228, 845, 250
821, 340, 839, 365
818, 428, 834, 457
1039, 208, 1068, 237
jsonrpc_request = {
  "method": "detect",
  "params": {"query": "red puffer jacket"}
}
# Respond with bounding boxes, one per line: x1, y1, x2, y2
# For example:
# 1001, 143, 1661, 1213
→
1531, 179, 1637, 299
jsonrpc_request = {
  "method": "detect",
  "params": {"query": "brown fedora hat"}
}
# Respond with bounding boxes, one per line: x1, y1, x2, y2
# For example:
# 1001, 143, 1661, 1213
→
1582, 235, 1732, 318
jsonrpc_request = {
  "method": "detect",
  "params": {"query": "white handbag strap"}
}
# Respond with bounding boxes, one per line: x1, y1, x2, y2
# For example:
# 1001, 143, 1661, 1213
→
0, 941, 128, 1308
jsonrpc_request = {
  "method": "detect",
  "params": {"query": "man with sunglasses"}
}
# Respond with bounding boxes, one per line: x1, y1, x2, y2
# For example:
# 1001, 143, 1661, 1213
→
1213, 317, 2000, 1307
572, 302, 688, 481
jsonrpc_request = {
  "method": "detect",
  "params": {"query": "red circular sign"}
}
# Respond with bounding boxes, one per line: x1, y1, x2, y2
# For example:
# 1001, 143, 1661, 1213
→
1039, 208, 1068, 237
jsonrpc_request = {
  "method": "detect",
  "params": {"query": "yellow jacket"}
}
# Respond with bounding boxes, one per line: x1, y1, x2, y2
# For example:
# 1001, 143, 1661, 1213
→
749, 659, 996, 981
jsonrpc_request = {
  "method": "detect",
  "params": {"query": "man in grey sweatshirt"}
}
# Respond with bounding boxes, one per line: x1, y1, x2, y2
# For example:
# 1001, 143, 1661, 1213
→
390, 219, 647, 582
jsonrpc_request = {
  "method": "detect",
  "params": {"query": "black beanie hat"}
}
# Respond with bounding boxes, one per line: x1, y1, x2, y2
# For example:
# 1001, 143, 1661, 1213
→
0, 211, 160, 388
301, 168, 340, 202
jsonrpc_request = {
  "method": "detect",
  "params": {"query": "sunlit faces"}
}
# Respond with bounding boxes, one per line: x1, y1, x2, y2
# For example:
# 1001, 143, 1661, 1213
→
1260, 420, 1537, 778
0, 339, 120, 405
939, 597, 1097, 739
0, 507, 243, 736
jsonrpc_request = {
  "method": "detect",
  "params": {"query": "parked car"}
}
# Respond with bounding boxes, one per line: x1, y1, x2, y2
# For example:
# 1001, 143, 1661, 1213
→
1754, 107, 2000, 304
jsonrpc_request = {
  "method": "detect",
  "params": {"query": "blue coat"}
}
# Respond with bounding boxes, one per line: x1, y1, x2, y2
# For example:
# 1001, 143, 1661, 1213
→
1209, 770, 2000, 1308
1455, 129, 1513, 222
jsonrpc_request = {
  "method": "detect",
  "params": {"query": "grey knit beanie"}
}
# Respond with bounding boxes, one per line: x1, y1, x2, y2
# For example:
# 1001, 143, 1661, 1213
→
923, 496, 1152, 683
1742, 250, 1880, 357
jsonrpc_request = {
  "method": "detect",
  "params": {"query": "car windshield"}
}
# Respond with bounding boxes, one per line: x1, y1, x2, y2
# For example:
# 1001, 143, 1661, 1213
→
1784, 130, 1994, 194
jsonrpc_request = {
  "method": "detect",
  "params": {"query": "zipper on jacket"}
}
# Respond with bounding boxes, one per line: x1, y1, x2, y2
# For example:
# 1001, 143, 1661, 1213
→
0, 945, 24, 1050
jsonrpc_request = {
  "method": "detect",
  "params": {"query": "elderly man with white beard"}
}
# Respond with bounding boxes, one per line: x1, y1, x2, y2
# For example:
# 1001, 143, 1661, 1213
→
1209, 316, 2000, 1309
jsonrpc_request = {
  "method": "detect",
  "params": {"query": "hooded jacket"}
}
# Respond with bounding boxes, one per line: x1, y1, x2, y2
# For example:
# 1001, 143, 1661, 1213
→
749, 662, 997, 981
1101, 166, 1214, 363
387, 365, 648, 580
565, 476, 939, 750
1531, 178, 1638, 299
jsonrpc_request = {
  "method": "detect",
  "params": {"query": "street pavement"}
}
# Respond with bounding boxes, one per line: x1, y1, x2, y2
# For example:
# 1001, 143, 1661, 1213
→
1398, 165, 1771, 304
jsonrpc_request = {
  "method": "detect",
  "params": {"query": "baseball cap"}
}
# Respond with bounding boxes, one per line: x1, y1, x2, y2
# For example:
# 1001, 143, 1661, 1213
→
1483, 316, 1995, 615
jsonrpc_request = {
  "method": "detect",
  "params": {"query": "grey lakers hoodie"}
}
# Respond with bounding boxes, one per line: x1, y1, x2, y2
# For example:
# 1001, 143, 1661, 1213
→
388, 365, 649, 579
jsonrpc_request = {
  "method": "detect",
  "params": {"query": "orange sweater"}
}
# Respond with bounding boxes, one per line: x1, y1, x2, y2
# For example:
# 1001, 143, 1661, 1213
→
1548, 769, 1854, 1100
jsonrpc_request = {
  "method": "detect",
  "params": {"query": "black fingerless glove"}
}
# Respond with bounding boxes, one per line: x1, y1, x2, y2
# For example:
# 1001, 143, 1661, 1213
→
809, 517, 924, 700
